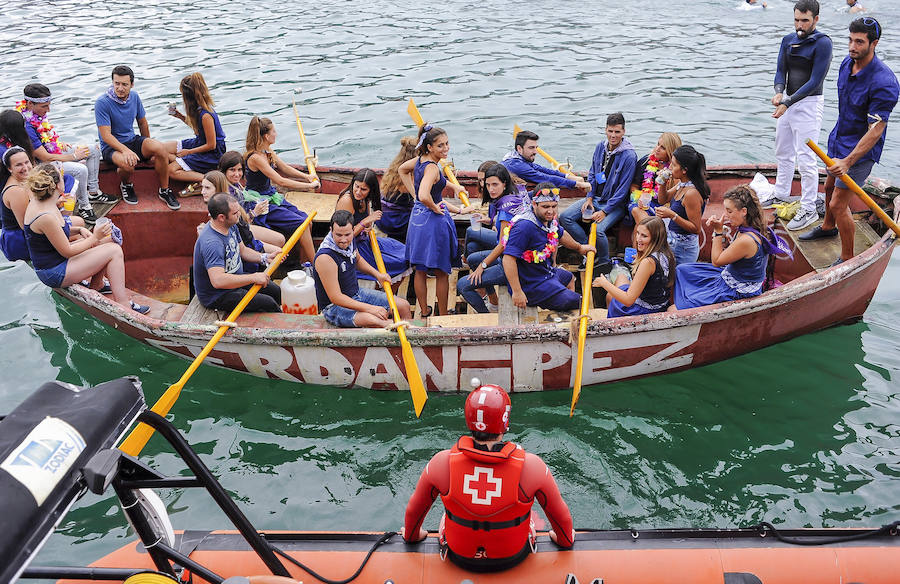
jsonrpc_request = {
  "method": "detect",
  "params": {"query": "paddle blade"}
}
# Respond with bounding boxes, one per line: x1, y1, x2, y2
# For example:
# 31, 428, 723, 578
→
513, 124, 522, 139
407, 99, 425, 128
119, 380, 185, 455
401, 339, 428, 417
570, 223, 597, 416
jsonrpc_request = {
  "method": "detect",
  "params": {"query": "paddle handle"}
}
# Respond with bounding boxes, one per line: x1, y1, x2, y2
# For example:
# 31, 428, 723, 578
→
806, 140, 900, 238
368, 230, 402, 323
407, 99, 470, 207
570, 221, 597, 416
292, 97, 318, 182
119, 213, 317, 456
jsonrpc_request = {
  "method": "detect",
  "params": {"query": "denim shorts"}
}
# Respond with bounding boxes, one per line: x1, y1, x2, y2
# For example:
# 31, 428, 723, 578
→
830, 159, 875, 191
321, 288, 392, 328
101, 135, 149, 164
35, 260, 68, 288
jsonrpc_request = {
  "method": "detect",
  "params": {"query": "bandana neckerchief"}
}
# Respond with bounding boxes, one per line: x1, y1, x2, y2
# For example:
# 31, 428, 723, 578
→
319, 231, 357, 260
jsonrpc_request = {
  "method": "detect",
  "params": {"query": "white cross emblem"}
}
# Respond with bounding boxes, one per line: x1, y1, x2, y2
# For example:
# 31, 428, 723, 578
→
462, 466, 503, 505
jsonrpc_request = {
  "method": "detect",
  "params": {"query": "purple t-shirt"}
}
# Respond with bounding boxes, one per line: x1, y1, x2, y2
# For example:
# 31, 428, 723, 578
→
503, 218, 566, 306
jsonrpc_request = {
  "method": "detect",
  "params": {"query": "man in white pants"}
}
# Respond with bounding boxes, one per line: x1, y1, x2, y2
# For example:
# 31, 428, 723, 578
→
772, 0, 832, 231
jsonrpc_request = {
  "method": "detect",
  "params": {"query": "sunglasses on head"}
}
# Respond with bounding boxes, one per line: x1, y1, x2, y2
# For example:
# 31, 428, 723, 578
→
537, 188, 560, 196
863, 17, 881, 40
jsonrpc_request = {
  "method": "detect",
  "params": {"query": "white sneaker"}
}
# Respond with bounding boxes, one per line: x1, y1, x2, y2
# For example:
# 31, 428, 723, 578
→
786, 207, 818, 231
483, 295, 498, 313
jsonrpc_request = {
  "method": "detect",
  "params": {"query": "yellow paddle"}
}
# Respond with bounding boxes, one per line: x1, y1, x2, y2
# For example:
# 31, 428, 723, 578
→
119, 212, 317, 456
513, 124, 573, 174
406, 98, 471, 207
368, 230, 427, 417
806, 139, 900, 237
292, 89, 318, 183
569, 221, 597, 416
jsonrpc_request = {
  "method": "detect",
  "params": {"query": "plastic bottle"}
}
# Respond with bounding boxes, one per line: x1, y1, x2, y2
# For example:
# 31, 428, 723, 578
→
280, 270, 318, 315
302, 262, 314, 278
607, 259, 632, 284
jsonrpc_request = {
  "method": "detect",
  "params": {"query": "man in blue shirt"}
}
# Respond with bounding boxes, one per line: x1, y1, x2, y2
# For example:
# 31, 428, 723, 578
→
772, 0, 832, 231
501, 129, 591, 191
559, 112, 637, 270
503, 183, 594, 312
193, 192, 280, 311
94, 65, 180, 210
801, 18, 899, 265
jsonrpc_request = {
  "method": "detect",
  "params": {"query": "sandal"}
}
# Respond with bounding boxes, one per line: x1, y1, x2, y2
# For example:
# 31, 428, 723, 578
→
421, 306, 433, 319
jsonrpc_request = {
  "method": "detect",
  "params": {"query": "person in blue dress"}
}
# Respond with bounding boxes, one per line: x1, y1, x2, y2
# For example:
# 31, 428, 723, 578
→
398, 123, 473, 317
167, 73, 227, 187
334, 168, 411, 285
654, 145, 709, 265
457, 163, 524, 313
672, 185, 789, 310
375, 136, 417, 243
503, 183, 595, 312
593, 216, 675, 317
463, 160, 502, 262
1, 147, 35, 261
243, 116, 318, 264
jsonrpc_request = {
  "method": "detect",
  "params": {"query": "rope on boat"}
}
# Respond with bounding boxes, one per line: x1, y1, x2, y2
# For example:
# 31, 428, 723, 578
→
268, 531, 397, 584
752, 521, 900, 545
213, 320, 237, 328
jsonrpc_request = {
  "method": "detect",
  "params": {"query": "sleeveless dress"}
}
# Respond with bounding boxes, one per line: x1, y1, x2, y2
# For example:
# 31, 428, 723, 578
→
666, 182, 705, 265
405, 158, 461, 273
244, 153, 310, 240
1, 184, 29, 261
376, 191, 414, 243
607, 252, 672, 317
24, 212, 70, 288
349, 204, 411, 282
225, 184, 267, 273
674, 232, 768, 309
179, 108, 227, 172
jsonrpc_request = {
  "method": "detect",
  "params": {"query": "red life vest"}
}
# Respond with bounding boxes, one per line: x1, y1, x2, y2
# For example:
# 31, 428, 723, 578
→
441, 436, 532, 560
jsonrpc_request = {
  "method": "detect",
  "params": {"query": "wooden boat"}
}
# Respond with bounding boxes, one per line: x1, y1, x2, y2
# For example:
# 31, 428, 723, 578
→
52, 162, 895, 393
9, 378, 899, 584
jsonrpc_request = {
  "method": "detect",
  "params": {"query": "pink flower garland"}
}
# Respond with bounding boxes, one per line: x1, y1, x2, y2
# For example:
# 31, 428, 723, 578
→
15, 100, 62, 154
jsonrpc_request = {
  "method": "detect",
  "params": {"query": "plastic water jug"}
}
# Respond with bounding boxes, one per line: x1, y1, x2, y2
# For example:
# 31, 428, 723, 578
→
281, 270, 317, 315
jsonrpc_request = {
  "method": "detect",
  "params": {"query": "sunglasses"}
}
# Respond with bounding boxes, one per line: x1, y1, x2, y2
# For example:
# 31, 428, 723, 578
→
536, 187, 560, 196
863, 17, 881, 40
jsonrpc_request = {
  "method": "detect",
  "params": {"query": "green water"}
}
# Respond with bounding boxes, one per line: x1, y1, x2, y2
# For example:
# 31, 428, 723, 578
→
1, 0, 899, 572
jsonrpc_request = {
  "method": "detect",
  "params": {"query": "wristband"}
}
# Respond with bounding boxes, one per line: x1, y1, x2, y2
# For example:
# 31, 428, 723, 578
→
713, 232, 726, 238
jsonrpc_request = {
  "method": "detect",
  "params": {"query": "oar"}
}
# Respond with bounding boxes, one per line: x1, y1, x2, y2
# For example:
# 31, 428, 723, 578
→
291, 88, 318, 183
513, 124, 572, 173
569, 221, 597, 416
119, 212, 317, 456
368, 230, 428, 417
406, 98, 471, 207
806, 139, 900, 237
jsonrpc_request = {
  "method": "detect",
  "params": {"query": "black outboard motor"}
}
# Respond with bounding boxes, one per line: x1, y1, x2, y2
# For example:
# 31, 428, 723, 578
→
0, 377, 145, 583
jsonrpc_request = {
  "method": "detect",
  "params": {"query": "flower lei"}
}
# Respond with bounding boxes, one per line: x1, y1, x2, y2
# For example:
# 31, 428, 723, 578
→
15, 100, 62, 154
631, 154, 666, 203
499, 218, 560, 263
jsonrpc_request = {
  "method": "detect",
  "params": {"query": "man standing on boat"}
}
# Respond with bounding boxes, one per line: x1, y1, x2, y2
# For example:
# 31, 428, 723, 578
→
402, 384, 574, 572
193, 192, 280, 312
771, 0, 832, 231
801, 17, 899, 266
94, 65, 180, 210
502, 129, 591, 192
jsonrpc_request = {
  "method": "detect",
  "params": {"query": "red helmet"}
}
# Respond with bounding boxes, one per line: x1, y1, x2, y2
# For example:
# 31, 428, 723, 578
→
465, 384, 511, 434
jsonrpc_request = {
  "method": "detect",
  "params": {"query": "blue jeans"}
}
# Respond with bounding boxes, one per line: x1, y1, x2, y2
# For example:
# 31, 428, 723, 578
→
668, 231, 700, 265
321, 288, 391, 328
457, 263, 508, 313
559, 202, 620, 264
465, 226, 498, 257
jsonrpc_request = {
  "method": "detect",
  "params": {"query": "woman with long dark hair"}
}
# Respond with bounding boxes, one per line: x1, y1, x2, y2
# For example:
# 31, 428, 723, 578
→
655, 145, 710, 264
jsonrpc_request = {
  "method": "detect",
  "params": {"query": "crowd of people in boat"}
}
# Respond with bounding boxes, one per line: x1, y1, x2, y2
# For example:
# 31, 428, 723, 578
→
1, 10, 896, 326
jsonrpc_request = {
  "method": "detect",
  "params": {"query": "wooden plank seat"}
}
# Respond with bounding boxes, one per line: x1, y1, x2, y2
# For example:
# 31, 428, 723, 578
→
180, 294, 224, 326
779, 213, 880, 273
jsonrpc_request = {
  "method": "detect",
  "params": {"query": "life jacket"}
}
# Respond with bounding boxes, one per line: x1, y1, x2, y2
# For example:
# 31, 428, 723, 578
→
441, 436, 532, 560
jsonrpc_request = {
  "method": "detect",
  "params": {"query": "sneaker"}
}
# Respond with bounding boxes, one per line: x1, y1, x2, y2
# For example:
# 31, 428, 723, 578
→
799, 226, 839, 241
89, 191, 119, 205
482, 295, 499, 313
76, 206, 97, 224
121, 183, 138, 205
786, 207, 818, 231
158, 188, 181, 210
130, 301, 150, 315
99, 283, 112, 294
816, 197, 826, 217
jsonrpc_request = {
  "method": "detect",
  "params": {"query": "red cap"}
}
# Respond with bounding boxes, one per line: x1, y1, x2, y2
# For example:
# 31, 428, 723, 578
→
465, 384, 511, 434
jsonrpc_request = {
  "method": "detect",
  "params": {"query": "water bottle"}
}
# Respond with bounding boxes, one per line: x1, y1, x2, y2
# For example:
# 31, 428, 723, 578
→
608, 259, 632, 284
302, 262, 314, 278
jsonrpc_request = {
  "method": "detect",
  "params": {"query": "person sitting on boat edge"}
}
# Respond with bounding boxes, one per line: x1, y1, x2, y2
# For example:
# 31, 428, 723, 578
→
17, 83, 108, 223
95, 65, 179, 210
628, 131, 682, 225
218, 150, 285, 250
503, 183, 595, 312
193, 192, 280, 312
166, 72, 227, 187
654, 145, 709, 265
593, 216, 675, 317
335, 168, 411, 286
559, 112, 637, 272
501, 129, 591, 192
313, 209, 412, 328
376, 135, 418, 243
802, 17, 899, 266
457, 163, 523, 313
22, 164, 148, 313
671, 185, 790, 310
402, 384, 575, 572
243, 115, 318, 264
2, 147, 36, 261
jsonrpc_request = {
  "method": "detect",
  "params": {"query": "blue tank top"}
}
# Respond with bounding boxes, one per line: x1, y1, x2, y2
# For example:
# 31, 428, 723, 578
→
637, 252, 671, 309
1, 185, 19, 231
723, 233, 768, 287
313, 247, 359, 309
199, 108, 226, 151
245, 153, 276, 196
24, 212, 69, 270
669, 183, 706, 235
413, 158, 446, 203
